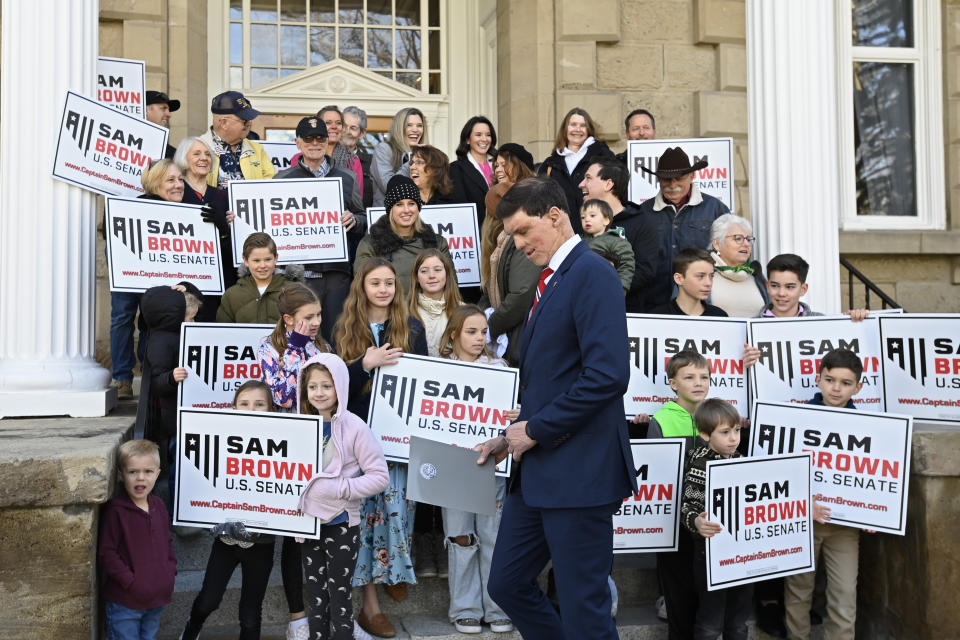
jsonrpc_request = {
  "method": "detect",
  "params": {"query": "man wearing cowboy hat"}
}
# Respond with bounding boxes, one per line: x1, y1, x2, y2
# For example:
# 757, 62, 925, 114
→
638, 146, 730, 309
198, 90, 276, 188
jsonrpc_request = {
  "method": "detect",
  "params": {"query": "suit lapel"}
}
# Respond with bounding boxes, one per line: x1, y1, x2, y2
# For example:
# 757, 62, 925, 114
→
518, 242, 587, 363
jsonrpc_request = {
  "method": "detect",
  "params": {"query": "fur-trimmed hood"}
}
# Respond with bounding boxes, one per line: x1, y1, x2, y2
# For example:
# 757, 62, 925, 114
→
367, 213, 442, 256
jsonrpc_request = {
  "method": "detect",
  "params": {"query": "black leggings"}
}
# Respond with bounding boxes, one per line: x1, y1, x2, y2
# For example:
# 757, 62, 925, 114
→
183, 538, 274, 640
302, 523, 361, 640
282, 536, 305, 613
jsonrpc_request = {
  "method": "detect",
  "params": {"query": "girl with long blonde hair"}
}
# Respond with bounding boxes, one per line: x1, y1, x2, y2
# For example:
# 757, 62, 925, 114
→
407, 249, 462, 357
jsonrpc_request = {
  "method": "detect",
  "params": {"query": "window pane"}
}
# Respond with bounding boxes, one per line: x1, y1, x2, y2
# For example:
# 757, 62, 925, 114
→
250, 0, 278, 21
339, 0, 363, 24
311, 25, 336, 64
280, 68, 302, 77
230, 66, 244, 88
395, 29, 421, 69
367, 0, 392, 25
251, 67, 279, 87
230, 0, 243, 20
396, 72, 422, 90
429, 71, 441, 94
852, 0, 913, 47
280, 0, 306, 22
310, 0, 335, 23
250, 24, 278, 65
853, 61, 916, 216
374, 70, 393, 82
338, 26, 364, 66
395, 0, 421, 26
281, 25, 307, 65
230, 22, 244, 64
367, 28, 393, 68
428, 29, 440, 69
428, 0, 440, 27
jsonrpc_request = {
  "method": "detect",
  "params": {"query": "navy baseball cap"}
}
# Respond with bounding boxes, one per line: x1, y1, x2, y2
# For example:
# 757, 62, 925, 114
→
296, 117, 328, 139
210, 91, 260, 121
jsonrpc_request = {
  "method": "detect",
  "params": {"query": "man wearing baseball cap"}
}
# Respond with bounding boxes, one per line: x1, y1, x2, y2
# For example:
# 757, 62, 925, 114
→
198, 90, 276, 188
275, 116, 364, 342
146, 90, 181, 159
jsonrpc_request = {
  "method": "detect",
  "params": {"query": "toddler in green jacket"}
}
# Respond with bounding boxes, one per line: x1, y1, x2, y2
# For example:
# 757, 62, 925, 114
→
580, 198, 635, 293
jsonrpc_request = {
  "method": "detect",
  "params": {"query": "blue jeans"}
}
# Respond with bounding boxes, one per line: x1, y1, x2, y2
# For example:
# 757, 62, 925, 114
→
109, 291, 143, 381
105, 601, 163, 640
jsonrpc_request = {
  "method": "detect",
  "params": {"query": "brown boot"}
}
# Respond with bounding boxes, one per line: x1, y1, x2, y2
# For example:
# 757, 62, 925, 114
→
384, 582, 408, 602
356, 611, 396, 638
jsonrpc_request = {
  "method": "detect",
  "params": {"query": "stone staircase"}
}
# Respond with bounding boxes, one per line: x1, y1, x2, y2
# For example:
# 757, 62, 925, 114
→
157, 529, 674, 639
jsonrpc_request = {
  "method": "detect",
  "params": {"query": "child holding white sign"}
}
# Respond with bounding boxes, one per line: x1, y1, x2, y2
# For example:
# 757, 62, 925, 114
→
296, 353, 390, 640
437, 304, 517, 634
784, 349, 870, 640
680, 398, 751, 640
180, 381, 280, 640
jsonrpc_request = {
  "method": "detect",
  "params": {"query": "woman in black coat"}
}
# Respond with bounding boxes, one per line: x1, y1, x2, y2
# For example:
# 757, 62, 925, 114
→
537, 107, 614, 234
449, 115, 497, 229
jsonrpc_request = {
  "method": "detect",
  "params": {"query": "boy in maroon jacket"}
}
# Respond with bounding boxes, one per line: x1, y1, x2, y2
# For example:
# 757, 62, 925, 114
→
98, 440, 176, 639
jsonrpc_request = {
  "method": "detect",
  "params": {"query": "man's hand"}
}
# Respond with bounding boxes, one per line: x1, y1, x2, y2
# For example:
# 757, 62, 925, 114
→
342, 210, 357, 231
506, 421, 537, 461
813, 500, 831, 524
475, 437, 509, 465
173, 367, 188, 382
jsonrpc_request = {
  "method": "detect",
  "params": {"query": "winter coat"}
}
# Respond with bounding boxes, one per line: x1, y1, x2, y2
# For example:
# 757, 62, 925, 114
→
612, 202, 664, 313
354, 214, 451, 296
180, 184, 237, 298
296, 353, 390, 526
537, 140, 615, 234
370, 140, 411, 207
582, 229, 635, 293
199, 130, 276, 186
449, 157, 491, 229
258, 331, 330, 412
638, 184, 730, 309
217, 272, 298, 324
477, 235, 540, 367
135, 285, 188, 439
98, 492, 176, 610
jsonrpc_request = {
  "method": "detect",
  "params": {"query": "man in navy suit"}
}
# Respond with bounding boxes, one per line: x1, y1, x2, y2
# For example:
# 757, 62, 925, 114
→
477, 177, 637, 639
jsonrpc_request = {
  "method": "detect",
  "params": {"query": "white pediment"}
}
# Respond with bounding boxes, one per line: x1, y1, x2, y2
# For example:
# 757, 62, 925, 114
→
248, 59, 423, 100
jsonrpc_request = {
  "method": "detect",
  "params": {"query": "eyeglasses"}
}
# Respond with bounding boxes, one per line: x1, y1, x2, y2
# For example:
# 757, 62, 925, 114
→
301, 135, 326, 144
726, 234, 756, 244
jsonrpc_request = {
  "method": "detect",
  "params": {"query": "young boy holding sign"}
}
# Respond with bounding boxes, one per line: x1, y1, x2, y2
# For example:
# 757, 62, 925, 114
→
649, 248, 728, 317
784, 349, 867, 640
681, 398, 751, 640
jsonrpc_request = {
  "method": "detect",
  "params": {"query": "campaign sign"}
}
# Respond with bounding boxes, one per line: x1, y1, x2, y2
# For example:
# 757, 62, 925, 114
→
97, 57, 146, 118
174, 408, 322, 538
367, 354, 519, 476
367, 204, 482, 286
750, 401, 912, 534
627, 137, 735, 209
104, 197, 225, 294
748, 316, 884, 408
229, 178, 348, 266
614, 439, 686, 553
52, 91, 168, 196
705, 454, 814, 590
625, 315, 749, 418
879, 314, 960, 423
260, 141, 299, 172
178, 323, 273, 409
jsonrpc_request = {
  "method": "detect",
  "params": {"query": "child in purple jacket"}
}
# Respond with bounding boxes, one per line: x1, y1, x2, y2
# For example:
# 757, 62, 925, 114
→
98, 439, 176, 640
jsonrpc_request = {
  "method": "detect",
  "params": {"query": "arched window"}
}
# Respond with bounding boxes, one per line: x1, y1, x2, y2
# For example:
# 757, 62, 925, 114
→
227, 0, 443, 93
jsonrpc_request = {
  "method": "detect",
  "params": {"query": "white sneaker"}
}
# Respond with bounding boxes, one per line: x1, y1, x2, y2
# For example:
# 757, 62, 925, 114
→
454, 618, 482, 634
489, 619, 514, 633
353, 620, 374, 640
287, 617, 309, 640
655, 595, 668, 621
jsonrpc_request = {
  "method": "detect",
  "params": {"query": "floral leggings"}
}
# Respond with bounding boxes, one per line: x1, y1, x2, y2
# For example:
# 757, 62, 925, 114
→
302, 523, 361, 640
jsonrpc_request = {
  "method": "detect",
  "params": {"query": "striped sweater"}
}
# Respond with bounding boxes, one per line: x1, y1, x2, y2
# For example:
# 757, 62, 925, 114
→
680, 439, 743, 547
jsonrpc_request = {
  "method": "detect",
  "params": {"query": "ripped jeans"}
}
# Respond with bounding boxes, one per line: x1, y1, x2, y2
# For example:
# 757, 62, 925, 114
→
441, 478, 508, 623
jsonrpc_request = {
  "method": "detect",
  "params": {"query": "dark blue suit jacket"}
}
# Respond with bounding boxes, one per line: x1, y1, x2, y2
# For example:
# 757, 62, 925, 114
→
515, 240, 638, 508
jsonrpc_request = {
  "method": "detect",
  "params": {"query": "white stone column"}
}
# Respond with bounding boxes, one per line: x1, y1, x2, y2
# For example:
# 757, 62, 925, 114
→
747, 1, 842, 314
0, 0, 116, 417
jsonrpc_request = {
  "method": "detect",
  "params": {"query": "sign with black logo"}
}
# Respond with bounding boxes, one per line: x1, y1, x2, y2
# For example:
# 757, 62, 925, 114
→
625, 315, 749, 418
104, 197, 224, 294
880, 314, 960, 423
259, 141, 298, 171
367, 354, 519, 476
97, 56, 146, 118
748, 316, 885, 409
626, 137, 734, 208
173, 408, 323, 538
178, 323, 273, 409
704, 454, 814, 590
614, 439, 686, 553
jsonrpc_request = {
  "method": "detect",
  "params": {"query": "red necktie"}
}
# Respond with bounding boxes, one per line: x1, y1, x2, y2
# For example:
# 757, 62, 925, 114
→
528, 267, 554, 320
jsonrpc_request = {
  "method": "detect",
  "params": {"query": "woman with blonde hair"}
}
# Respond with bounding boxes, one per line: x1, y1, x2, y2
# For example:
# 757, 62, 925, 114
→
371, 107, 427, 207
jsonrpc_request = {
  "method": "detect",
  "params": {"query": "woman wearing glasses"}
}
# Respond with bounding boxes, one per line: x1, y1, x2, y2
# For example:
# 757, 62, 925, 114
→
707, 214, 769, 317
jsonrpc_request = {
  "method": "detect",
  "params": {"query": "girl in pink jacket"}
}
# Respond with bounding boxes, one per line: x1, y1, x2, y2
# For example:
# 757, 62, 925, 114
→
296, 352, 390, 640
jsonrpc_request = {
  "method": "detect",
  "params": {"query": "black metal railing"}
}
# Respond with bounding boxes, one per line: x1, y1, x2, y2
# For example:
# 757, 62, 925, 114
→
839, 257, 902, 311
